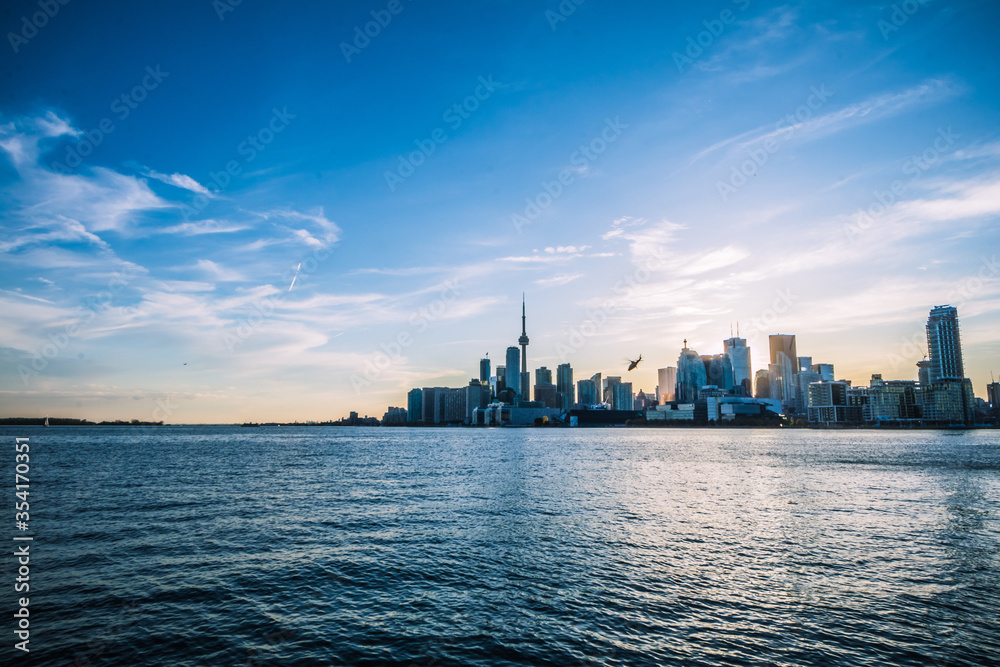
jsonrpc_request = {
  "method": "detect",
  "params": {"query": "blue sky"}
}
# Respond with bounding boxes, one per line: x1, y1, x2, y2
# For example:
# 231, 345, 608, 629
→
2, 0, 999, 422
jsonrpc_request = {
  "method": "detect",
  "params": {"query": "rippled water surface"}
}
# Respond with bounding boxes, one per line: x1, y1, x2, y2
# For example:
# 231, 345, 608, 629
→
5, 426, 1000, 666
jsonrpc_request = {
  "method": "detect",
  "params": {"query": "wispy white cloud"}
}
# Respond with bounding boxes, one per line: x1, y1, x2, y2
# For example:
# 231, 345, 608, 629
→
0, 110, 80, 169
690, 78, 960, 165
144, 169, 212, 196
157, 219, 248, 236
535, 273, 584, 288
0, 215, 110, 252
256, 207, 341, 248
193, 259, 246, 282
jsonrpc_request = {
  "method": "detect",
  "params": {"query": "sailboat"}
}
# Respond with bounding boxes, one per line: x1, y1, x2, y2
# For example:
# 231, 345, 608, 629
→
43, 417, 49, 427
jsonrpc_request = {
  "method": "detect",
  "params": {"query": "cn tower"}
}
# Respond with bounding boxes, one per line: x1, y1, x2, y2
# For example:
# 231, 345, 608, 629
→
518, 293, 530, 401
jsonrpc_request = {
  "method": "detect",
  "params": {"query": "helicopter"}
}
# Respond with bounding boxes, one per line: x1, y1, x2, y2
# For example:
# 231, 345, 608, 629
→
627, 355, 642, 372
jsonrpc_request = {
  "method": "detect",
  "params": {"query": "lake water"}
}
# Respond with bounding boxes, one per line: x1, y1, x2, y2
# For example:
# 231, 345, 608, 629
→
4, 426, 1000, 666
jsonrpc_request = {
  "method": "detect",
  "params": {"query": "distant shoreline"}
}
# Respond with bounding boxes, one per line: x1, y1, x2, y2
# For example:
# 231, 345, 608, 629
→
1, 419, 993, 431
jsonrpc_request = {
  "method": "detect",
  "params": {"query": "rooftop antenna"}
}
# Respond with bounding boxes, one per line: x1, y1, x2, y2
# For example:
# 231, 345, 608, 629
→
736, 321, 740, 337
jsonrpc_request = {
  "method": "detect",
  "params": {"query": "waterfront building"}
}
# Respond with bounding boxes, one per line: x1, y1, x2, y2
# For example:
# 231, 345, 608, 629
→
754, 369, 770, 398
534, 383, 559, 409
705, 394, 783, 422
701, 354, 732, 392
808, 381, 861, 425
577, 378, 598, 406
723, 336, 752, 395
921, 377, 975, 425
591, 372, 602, 404
657, 367, 677, 404
603, 376, 623, 408
796, 367, 821, 418
421, 387, 445, 423
382, 406, 407, 425
505, 347, 520, 400
556, 363, 574, 410
420, 387, 467, 424
406, 388, 423, 423
480, 357, 491, 383
769, 334, 799, 414
677, 341, 708, 402
926, 305, 964, 382
613, 382, 634, 411
465, 379, 492, 423
863, 375, 920, 423
647, 403, 696, 421
471, 403, 562, 426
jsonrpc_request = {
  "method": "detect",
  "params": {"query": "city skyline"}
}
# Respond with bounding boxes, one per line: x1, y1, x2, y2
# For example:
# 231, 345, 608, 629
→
2, 1, 999, 422
404, 300, 987, 427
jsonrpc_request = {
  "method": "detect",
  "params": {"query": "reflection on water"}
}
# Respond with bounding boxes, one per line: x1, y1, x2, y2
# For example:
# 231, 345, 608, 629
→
7, 425, 999, 666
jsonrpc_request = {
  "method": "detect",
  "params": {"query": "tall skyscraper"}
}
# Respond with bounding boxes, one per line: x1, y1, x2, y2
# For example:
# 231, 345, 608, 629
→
505, 346, 520, 400
723, 336, 752, 396
407, 388, 423, 423
604, 376, 622, 406
591, 372, 602, 404
556, 363, 574, 410
657, 367, 677, 403
926, 305, 964, 381
518, 294, 530, 401
677, 340, 708, 402
479, 357, 490, 383
613, 382, 634, 411
769, 334, 798, 411
703, 353, 734, 391
754, 369, 771, 398
535, 366, 552, 385
577, 378, 598, 406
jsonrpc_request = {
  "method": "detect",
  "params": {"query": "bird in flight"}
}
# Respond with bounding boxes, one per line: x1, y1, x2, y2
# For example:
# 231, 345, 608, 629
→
627, 355, 642, 371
